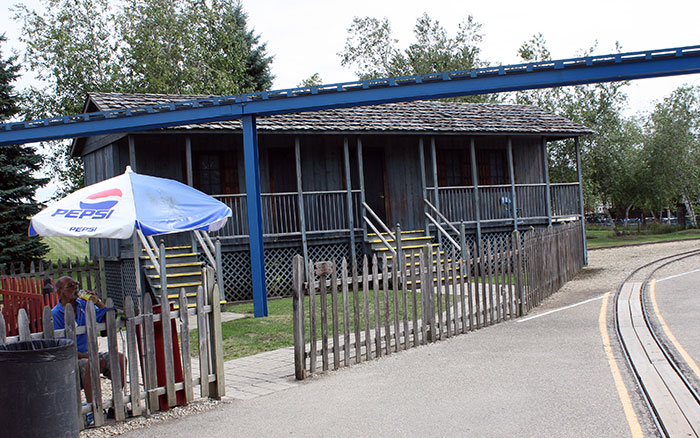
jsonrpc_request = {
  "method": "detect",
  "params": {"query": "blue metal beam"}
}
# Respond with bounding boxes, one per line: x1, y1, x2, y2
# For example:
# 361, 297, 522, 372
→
241, 115, 268, 317
1, 45, 700, 146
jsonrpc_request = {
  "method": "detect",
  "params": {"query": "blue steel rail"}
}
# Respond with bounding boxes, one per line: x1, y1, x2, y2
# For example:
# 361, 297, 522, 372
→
1, 45, 700, 146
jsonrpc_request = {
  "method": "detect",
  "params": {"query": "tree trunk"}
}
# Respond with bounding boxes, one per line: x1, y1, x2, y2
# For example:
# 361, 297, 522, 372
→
624, 204, 633, 231
682, 192, 697, 228
677, 203, 686, 230
603, 207, 622, 236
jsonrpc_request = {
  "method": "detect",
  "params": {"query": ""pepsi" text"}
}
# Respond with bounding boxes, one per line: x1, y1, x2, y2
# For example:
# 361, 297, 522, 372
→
51, 209, 115, 219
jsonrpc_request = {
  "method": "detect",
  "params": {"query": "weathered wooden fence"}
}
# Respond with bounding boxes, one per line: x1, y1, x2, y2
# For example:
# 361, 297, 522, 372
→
292, 222, 584, 379
0, 283, 224, 429
0, 257, 105, 336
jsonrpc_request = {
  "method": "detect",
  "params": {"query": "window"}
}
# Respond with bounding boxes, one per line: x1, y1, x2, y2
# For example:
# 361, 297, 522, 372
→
197, 153, 221, 195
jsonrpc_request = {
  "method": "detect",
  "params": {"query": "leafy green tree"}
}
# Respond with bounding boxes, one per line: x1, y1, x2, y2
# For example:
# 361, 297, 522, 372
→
339, 13, 493, 103
14, 0, 274, 196
0, 35, 48, 264
512, 35, 643, 233
640, 85, 700, 226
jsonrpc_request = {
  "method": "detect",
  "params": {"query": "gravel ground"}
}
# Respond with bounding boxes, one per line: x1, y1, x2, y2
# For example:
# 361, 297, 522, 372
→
82, 239, 700, 437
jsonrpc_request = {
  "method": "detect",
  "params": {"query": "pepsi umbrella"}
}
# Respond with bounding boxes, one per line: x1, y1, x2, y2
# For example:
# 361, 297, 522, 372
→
29, 166, 231, 238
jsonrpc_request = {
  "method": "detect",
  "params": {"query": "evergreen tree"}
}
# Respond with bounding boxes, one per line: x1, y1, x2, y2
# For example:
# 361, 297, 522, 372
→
0, 35, 49, 265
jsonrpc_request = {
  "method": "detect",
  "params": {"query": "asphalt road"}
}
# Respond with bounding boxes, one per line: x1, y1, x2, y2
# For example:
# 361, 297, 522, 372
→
122, 287, 653, 437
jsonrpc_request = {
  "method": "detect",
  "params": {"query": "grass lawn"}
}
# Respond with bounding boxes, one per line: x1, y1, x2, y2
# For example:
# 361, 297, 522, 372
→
586, 226, 700, 248
192, 288, 424, 361
42, 236, 90, 261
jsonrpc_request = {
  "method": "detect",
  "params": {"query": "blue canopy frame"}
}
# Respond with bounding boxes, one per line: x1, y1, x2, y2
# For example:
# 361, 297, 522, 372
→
2, 45, 700, 317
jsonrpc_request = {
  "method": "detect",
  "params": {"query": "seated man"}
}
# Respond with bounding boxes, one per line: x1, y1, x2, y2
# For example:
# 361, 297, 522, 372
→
51, 276, 125, 410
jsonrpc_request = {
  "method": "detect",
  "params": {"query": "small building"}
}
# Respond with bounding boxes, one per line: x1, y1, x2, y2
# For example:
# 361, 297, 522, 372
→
72, 93, 592, 303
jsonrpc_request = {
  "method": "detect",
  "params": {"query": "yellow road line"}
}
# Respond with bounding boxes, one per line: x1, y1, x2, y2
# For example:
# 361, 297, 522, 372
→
599, 292, 643, 437
650, 279, 700, 380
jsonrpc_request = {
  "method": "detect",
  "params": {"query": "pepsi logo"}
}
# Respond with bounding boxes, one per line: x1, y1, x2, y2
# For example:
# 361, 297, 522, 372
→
80, 188, 122, 210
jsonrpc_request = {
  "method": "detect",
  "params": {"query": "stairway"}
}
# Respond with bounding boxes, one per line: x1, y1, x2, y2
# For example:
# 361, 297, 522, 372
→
367, 229, 465, 287
141, 245, 204, 309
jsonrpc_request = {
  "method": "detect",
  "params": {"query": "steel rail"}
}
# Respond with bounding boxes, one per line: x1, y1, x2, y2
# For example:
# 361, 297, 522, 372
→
1, 45, 700, 146
613, 249, 700, 437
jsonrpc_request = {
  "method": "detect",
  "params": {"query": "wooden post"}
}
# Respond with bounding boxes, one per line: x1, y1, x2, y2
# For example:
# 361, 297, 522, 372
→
185, 136, 193, 186
124, 298, 142, 416
195, 286, 210, 399
294, 137, 309, 271
215, 238, 224, 302
542, 137, 552, 226
341, 259, 351, 366
507, 136, 518, 231
85, 304, 104, 426
469, 137, 482, 255
575, 137, 588, 265
459, 222, 467, 262
292, 255, 306, 380
357, 137, 367, 242
344, 137, 356, 263
419, 138, 429, 236
98, 256, 107, 302
178, 289, 194, 402
159, 288, 176, 407
105, 298, 125, 420
142, 294, 159, 411
128, 135, 137, 172
513, 230, 525, 316
208, 282, 225, 399
430, 137, 441, 248
63, 305, 83, 430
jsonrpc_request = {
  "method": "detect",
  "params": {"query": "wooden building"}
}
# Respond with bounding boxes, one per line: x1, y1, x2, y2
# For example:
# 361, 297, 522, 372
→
72, 93, 592, 303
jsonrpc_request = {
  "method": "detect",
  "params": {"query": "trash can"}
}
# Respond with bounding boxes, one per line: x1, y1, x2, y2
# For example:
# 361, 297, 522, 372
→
0, 339, 79, 437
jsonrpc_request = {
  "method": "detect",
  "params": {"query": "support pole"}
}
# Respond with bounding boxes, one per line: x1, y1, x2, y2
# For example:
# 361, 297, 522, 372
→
542, 137, 552, 226
185, 136, 193, 186
419, 138, 428, 236
242, 115, 268, 317
357, 138, 367, 243
430, 137, 441, 248
128, 135, 137, 172
575, 137, 588, 265
469, 137, 481, 255
344, 137, 356, 263
507, 136, 518, 231
295, 137, 309, 271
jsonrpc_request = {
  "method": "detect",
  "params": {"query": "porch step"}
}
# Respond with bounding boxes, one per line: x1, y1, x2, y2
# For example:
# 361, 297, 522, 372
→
368, 229, 434, 255
140, 245, 203, 308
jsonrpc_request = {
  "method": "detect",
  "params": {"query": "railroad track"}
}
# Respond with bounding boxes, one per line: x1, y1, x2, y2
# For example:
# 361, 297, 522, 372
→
615, 249, 700, 437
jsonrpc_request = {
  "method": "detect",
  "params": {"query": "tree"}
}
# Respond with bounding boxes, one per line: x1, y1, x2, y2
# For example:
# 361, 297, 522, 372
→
338, 13, 494, 103
14, 0, 274, 196
640, 85, 700, 226
510, 35, 643, 233
0, 35, 49, 265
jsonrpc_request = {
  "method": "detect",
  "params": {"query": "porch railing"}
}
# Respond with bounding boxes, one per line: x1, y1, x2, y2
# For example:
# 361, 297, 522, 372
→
427, 182, 580, 225
213, 190, 362, 238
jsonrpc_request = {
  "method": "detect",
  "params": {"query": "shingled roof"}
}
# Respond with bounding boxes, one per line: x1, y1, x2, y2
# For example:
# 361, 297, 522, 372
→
85, 92, 593, 136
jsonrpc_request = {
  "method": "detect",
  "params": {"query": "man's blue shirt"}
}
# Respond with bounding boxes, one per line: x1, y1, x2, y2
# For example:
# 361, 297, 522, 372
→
52, 299, 109, 353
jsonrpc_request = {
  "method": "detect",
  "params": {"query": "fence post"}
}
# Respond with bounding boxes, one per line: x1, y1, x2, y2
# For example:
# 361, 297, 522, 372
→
98, 256, 107, 302
208, 282, 225, 399
460, 221, 467, 261
512, 230, 525, 317
292, 255, 306, 380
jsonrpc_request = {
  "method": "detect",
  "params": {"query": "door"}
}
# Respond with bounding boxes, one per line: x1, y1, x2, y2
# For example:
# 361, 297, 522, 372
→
363, 148, 388, 224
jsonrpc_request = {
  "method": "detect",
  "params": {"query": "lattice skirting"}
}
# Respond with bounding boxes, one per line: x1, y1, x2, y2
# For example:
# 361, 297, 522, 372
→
220, 242, 363, 303
104, 259, 138, 309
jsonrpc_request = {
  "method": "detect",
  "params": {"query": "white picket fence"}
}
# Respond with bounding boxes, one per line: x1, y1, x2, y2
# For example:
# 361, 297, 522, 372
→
0, 283, 225, 429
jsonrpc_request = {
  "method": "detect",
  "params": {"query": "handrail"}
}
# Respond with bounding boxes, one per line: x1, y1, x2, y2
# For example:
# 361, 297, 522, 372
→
137, 229, 160, 276
193, 230, 217, 269
424, 213, 460, 252
363, 217, 397, 257
424, 199, 461, 236
362, 202, 396, 242
200, 230, 217, 255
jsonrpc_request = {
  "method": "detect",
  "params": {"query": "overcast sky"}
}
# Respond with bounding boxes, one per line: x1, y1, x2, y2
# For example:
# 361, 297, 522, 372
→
2, 0, 700, 200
